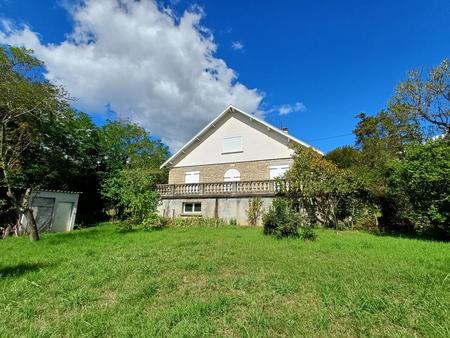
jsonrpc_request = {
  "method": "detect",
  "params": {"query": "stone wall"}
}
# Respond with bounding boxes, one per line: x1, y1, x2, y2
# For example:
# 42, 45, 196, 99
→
168, 158, 293, 184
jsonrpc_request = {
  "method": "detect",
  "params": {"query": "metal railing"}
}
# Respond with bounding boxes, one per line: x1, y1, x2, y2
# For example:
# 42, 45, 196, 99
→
156, 180, 287, 197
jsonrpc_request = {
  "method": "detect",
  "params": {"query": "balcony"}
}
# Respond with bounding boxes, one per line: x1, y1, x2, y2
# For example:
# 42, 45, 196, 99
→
156, 180, 287, 198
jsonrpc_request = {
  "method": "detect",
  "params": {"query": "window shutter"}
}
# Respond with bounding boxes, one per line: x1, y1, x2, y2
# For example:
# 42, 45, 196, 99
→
185, 171, 200, 183
269, 165, 289, 179
222, 137, 242, 153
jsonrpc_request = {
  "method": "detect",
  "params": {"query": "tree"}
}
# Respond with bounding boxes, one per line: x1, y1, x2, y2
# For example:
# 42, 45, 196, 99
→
101, 167, 162, 230
286, 146, 355, 228
386, 139, 450, 238
395, 58, 450, 136
354, 109, 421, 166
98, 120, 169, 220
0, 46, 70, 241
325, 146, 361, 169
99, 121, 169, 174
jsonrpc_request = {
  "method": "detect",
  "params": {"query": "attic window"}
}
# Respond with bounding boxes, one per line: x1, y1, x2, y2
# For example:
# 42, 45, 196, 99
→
222, 136, 242, 154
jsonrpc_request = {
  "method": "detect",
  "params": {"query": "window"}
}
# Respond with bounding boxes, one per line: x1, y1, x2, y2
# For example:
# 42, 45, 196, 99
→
183, 202, 201, 214
269, 165, 289, 179
222, 136, 242, 154
224, 168, 241, 182
185, 171, 200, 183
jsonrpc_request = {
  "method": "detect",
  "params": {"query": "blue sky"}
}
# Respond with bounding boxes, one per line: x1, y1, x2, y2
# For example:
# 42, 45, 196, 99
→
1, 0, 449, 152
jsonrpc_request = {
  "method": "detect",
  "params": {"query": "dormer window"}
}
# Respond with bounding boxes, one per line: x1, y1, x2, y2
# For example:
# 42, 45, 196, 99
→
222, 136, 243, 154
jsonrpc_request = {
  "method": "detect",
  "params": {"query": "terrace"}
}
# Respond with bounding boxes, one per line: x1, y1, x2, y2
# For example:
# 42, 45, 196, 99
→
156, 180, 288, 198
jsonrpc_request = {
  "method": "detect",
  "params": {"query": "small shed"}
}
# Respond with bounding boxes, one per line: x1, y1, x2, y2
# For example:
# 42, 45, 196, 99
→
21, 190, 80, 232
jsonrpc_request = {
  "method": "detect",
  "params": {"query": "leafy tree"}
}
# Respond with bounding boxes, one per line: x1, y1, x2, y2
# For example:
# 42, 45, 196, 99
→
349, 58, 449, 237
99, 120, 169, 173
0, 46, 70, 241
0, 46, 170, 237
101, 167, 162, 230
394, 58, 450, 136
325, 146, 361, 169
354, 109, 421, 166
386, 139, 450, 238
98, 120, 169, 220
286, 146, 355, 228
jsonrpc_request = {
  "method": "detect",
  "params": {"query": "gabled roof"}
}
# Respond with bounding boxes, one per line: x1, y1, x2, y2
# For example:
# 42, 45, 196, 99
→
161, 105, 323, 168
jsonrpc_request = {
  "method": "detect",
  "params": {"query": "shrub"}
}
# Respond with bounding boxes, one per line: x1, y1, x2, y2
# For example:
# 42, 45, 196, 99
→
299, 225, 317, 241
246, 197, 263, 226
386, 139, 450, 238
263, 198, 311, 238
142, 213, 167, 231
116, 220, 134, 233
228, 218, 238, 226
263, 198, 290, 235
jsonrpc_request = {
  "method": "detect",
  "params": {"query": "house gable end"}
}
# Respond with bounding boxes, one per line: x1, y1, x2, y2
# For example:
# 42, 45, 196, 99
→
162, 105, 322, 168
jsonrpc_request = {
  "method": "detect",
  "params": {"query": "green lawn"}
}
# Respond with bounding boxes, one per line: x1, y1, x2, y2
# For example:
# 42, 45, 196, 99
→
1, 224, 449, 337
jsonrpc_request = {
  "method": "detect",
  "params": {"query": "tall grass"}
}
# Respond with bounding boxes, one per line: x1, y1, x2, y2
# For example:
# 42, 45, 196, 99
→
1, 224, 449, 337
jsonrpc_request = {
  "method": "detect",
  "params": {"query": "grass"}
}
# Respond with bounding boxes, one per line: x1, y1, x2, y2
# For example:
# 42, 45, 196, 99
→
1, 223, 449, 337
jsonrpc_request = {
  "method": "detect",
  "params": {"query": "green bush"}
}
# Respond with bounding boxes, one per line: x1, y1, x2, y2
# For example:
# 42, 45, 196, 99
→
142, 213, 167, 231
116, 220, 134, 233
228, 218, 238, 226
102, 167, 160, 225
263, 198, 289, 235
263, 198, 311, 238
299, 226, 317, 241
386, 139, 450, 238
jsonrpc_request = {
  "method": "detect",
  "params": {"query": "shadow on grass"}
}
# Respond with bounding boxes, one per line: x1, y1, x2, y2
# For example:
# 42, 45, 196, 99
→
0, 262, 51, 278
44, 227, 109, 245
374, 230, 449, 243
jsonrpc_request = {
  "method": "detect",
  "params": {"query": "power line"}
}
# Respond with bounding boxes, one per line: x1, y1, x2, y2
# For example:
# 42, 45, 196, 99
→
305, 133, 354, 142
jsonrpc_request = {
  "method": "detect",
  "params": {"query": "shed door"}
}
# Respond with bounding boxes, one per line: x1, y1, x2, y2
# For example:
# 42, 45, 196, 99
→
32, 197, 55, 231
53, 202, 73, 232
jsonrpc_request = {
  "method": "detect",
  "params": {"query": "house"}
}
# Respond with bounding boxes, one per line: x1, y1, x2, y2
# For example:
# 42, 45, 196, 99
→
20, 190, 80, 232
157, 105, 322, 224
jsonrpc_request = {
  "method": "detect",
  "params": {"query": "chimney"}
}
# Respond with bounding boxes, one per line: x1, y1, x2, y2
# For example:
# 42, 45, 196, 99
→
282, 127, 289, 134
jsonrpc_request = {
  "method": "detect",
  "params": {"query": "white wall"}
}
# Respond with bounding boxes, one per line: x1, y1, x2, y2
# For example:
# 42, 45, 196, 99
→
158, 197, 274, 225
174, 111, 294, 167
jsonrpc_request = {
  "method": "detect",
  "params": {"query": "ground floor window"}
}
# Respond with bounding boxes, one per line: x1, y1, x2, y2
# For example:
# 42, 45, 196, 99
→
183, 202, 201, 214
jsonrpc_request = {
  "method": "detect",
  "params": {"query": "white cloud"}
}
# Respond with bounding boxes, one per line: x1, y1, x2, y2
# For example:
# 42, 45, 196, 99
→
0, 0, 263, 150
231, 40, 244, 51
276, 102, 307, 116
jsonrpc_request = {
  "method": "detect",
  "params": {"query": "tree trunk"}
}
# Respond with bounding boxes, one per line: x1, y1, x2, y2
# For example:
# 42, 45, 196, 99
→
2, 223, 13, 239
23, 208, 39, 241
21, 188, 40, 241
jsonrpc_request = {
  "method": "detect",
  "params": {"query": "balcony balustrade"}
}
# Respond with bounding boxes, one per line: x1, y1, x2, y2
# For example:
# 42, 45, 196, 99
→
156, 180, 287, 198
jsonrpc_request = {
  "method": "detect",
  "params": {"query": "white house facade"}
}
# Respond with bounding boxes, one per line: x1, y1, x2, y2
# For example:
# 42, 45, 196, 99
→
157, 105, 322, 224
